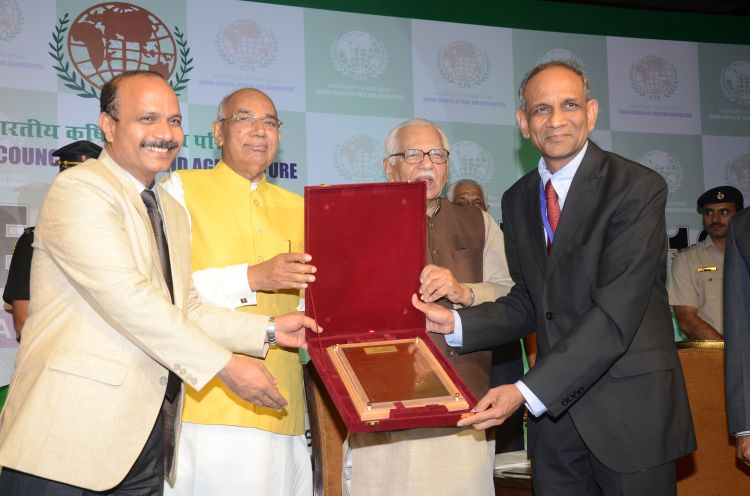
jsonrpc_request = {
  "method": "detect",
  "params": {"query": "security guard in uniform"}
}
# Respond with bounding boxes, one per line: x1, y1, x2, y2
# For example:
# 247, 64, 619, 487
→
668, 185, 744, 340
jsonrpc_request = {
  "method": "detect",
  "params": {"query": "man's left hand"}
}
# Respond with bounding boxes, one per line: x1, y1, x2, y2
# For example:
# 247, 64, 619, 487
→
273, 312, 322, 349
419, 264, 472, 305
457, 384, 525, 430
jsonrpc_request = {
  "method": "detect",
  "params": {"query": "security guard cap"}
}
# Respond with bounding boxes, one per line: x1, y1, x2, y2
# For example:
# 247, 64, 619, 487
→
52, 140, 102, 171
697, 185, 744, 210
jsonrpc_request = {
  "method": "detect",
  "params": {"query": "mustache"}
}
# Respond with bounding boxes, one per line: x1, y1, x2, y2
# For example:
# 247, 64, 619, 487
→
140, 139, 180, 151
709, 223, 726, 228
411, 173, 435, 182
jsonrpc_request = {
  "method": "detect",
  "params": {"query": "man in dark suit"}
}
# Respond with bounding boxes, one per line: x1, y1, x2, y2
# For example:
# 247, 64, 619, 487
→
413, 60, 695, 495
724, 207, 750, 466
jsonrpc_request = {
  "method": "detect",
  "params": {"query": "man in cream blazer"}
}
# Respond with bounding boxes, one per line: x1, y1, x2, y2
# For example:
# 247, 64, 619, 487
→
0, 70, 316, 494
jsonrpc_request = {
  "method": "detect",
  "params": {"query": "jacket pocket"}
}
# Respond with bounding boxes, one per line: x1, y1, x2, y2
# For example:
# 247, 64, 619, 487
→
608, 347, 678, 379
48, 348, 128, 386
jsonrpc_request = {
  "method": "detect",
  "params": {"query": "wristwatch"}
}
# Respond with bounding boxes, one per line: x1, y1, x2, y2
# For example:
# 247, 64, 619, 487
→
266, 316, 276, 346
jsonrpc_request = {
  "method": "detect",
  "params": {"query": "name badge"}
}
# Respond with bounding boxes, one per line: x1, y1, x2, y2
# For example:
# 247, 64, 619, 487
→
697, 266, 718, 272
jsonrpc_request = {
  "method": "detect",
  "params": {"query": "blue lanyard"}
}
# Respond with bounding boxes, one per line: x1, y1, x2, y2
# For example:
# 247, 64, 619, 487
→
539, 179, 555, 245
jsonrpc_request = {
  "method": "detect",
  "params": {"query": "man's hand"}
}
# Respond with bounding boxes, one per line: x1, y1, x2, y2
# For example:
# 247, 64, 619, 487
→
419, 264, 472, 305
274, 312, 321, 349
411, 294, 455, 334
217, 355, 287, 410
737, 435, 750, 466
457, 384, 525, 430
247, 252, 317, 292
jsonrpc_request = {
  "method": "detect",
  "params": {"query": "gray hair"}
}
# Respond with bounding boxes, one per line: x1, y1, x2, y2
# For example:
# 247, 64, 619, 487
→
518, 60, 591, 111
447, 178, 487, 204
384, 118, 451, 165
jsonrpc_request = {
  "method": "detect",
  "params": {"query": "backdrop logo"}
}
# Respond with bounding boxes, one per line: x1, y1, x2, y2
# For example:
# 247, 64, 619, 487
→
629, 55, 678, 101
330, 31, 388, 81
725, 153, 750, 199
49, 2, 192, 99
333, 135, 384, 182
215, 19, 278, 71
640, 150, 683, 193
436, 41, 490, 88
537, 48, 583, 67
719, 60, 750, 106
0, 0, 23, 41
450, 141, 494, 184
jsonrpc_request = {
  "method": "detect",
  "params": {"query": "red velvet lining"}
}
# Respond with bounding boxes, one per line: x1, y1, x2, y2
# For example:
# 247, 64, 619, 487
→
305, 182, 476, 432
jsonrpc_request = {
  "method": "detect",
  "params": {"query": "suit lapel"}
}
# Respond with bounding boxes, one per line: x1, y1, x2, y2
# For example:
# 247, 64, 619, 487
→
157, 185, 184, 306
547, 142, 603, 269
98, 152, 171, 297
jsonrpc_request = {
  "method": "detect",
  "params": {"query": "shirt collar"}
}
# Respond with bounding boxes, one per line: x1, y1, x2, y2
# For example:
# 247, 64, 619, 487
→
537, 141, 588, 208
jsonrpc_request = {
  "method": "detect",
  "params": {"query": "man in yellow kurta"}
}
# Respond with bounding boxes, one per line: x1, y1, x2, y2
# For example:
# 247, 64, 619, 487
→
163, 88, 316, 495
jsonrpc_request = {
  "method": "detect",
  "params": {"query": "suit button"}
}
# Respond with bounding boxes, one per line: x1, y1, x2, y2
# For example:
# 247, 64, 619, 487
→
160, 376, 168, 386
545, 312, 555, 320
180, 367, 187, 375
190, 377, 197, 386
449, 351, 455, 356
562, 399, 569, 406
253, 199, 260, 206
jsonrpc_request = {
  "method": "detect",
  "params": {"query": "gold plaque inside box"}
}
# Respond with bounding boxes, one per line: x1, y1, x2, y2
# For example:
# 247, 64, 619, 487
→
326, 337, 469, 421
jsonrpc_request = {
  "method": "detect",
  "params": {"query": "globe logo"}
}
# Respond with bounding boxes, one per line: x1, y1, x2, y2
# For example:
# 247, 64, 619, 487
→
725, 153, 750, 200
333, 135, 385, 182
640, 150, 683, 193
0, 0, 22, 41
450, 141, 494, 184
330, 31, 388, 81
436, 40, 490, 88
65, 3, 176, 89
719, 60, 750, 106
629, 55, 678, 100
216, 19, 278, 70
537, 48, 583, 67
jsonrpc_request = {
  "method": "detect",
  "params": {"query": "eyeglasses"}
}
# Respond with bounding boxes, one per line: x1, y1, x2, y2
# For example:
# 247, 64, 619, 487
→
388, 148, 449, 165
219, 112, 283, 129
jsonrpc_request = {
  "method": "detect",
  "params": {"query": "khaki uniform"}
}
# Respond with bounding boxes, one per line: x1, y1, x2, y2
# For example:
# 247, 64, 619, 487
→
668, 237, 724, 334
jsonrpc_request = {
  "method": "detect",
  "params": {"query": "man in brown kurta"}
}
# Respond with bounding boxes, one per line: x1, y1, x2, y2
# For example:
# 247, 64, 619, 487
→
346, 118, 515, 496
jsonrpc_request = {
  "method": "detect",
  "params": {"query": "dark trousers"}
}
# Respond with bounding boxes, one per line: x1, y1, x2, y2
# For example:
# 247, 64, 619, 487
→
0, 407, 165, 496
531, 412, 676, 496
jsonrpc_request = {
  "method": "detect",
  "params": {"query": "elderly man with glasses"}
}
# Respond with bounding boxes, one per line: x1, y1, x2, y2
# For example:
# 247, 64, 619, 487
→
162, 88, 316, 496
344, 118, 515, 496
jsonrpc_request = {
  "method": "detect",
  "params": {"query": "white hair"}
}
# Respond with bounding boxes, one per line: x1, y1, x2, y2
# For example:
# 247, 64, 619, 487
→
383, 118, 451, 165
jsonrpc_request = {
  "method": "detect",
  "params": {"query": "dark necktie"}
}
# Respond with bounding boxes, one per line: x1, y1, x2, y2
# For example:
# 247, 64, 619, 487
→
140, 190, 180, 402
545, 180, 561, 254
140, 189, 181, 478
141, 190, 174, 300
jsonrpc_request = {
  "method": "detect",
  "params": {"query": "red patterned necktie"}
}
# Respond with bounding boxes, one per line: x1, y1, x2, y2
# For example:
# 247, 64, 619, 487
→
545, 180, 560, 253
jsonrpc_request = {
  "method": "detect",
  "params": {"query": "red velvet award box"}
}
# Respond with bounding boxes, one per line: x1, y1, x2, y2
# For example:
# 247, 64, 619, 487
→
304, 182, 477, 432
